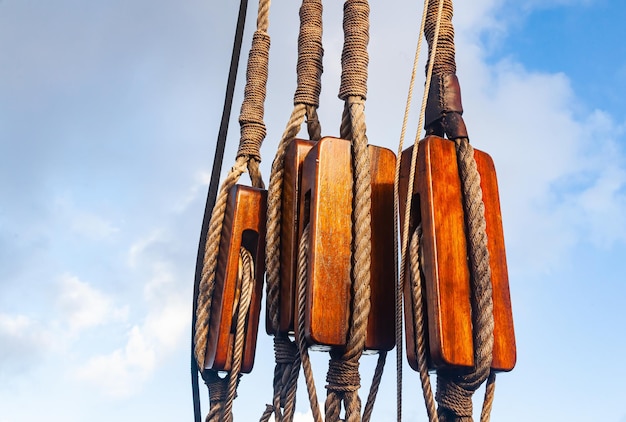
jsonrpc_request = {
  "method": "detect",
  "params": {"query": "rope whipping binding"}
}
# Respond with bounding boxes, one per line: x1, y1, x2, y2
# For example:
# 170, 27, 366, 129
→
193, 0, 271, 419
190, 0, 249, 419
395, 0, 497, 420
263, 0, 323, 420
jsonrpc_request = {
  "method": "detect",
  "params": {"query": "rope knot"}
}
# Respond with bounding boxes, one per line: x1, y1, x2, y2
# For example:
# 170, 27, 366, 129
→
325, 358, 361, 393
274, 336, 299, 365
204, 371, 230, 404
435, 372, 475, 419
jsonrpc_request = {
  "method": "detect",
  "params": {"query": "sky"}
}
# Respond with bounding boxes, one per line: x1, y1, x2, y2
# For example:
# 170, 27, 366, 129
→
1, 0, 625, 421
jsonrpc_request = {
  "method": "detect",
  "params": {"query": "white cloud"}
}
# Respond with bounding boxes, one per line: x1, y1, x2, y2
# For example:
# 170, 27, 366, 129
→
74, 326, 156, 397
74, 234, 190, 397
0, 314, 53, 378
56, 274, 128, 333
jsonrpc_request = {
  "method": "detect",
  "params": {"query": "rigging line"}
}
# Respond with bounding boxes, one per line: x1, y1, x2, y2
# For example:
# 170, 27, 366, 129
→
191, 0, 250, 420
392, 0, 431, 420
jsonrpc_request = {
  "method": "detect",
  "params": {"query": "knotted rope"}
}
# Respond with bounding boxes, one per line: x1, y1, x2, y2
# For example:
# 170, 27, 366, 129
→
263, 1, 323, 420
193, 0, 271, 418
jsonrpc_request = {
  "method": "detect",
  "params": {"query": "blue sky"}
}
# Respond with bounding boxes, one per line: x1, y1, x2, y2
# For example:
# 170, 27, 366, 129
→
1, 0, 625, 421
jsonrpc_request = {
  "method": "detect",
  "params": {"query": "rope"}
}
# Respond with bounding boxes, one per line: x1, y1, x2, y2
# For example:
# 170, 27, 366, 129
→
263, 1, 324, 419
191, 0, 250, 418
266, 0, 324, 335
194, 0, 271, 369
296, 224, 324, 422
205, 247, 256, 422
391, 0, 431, 419
323, 1, 373, 420
193, 0, 271, 418
409, 227, 438, 422
434, 138, 494, 422
362, 352, 387, 422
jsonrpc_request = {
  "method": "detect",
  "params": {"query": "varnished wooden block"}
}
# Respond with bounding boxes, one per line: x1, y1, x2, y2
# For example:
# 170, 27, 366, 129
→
399, 135, 516, 372
266, 139, 316, 335
204, 184, 267, 373
298, 137, 396, 351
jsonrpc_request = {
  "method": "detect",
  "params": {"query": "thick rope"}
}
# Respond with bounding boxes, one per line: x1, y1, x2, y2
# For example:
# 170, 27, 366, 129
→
195, 0, 270, 369
194, 1, 271, 419
296, 225, 324, 422
409, 227, 438, 422
266, 0, 324, 335
322, 1, 373, 420
263, 2, 324, 419
424, 0, 455, 77
205, 247, 256, 422
434, 138, 494, 422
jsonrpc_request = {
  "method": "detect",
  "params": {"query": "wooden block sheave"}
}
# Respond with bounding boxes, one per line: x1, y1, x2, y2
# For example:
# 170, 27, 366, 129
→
291, 137, 396, 351
203, 184, 267, 373
399, 135, 516, 372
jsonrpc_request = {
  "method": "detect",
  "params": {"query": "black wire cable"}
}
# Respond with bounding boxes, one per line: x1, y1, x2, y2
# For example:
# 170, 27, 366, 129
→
191, 0, 250, 420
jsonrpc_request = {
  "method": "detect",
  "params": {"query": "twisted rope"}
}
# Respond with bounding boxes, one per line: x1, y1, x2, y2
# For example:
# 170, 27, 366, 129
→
266, 0, 324, 335
263, 2, 324, 419
322, 1, 374, 420
409, 226, 438, 422
434, 138, 494, 422
205, 247, 255, 422
296, 225, 324, 422
194, 0, 271, 419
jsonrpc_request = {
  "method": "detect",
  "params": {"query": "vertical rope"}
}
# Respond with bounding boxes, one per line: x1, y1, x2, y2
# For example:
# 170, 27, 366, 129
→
296, 225, 324, 422
264, 1, 324, 419
392, 0, 431, 419
323, 0, 373, 420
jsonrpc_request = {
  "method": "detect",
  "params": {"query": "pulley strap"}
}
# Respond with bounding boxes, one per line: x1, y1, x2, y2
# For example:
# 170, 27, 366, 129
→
423, 0, 468, 140
424, 73, 468, 139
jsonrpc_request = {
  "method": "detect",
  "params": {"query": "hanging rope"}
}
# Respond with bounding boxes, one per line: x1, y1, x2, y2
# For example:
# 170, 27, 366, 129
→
191, 0, 250, 418
323, 1, 373, 421
397, 0, 497, 420
193, 0, 271, 418
263, 0, 323, 420
204, 247, 256, 422
295, 224, 325, 422
392, 0, 432, 419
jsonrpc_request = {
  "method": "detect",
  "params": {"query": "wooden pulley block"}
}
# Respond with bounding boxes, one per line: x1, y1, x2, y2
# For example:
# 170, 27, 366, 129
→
297, 136, 396, 351
399, 135, 516, 372
266, 138, 317, 335
203, 184, 267, 373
